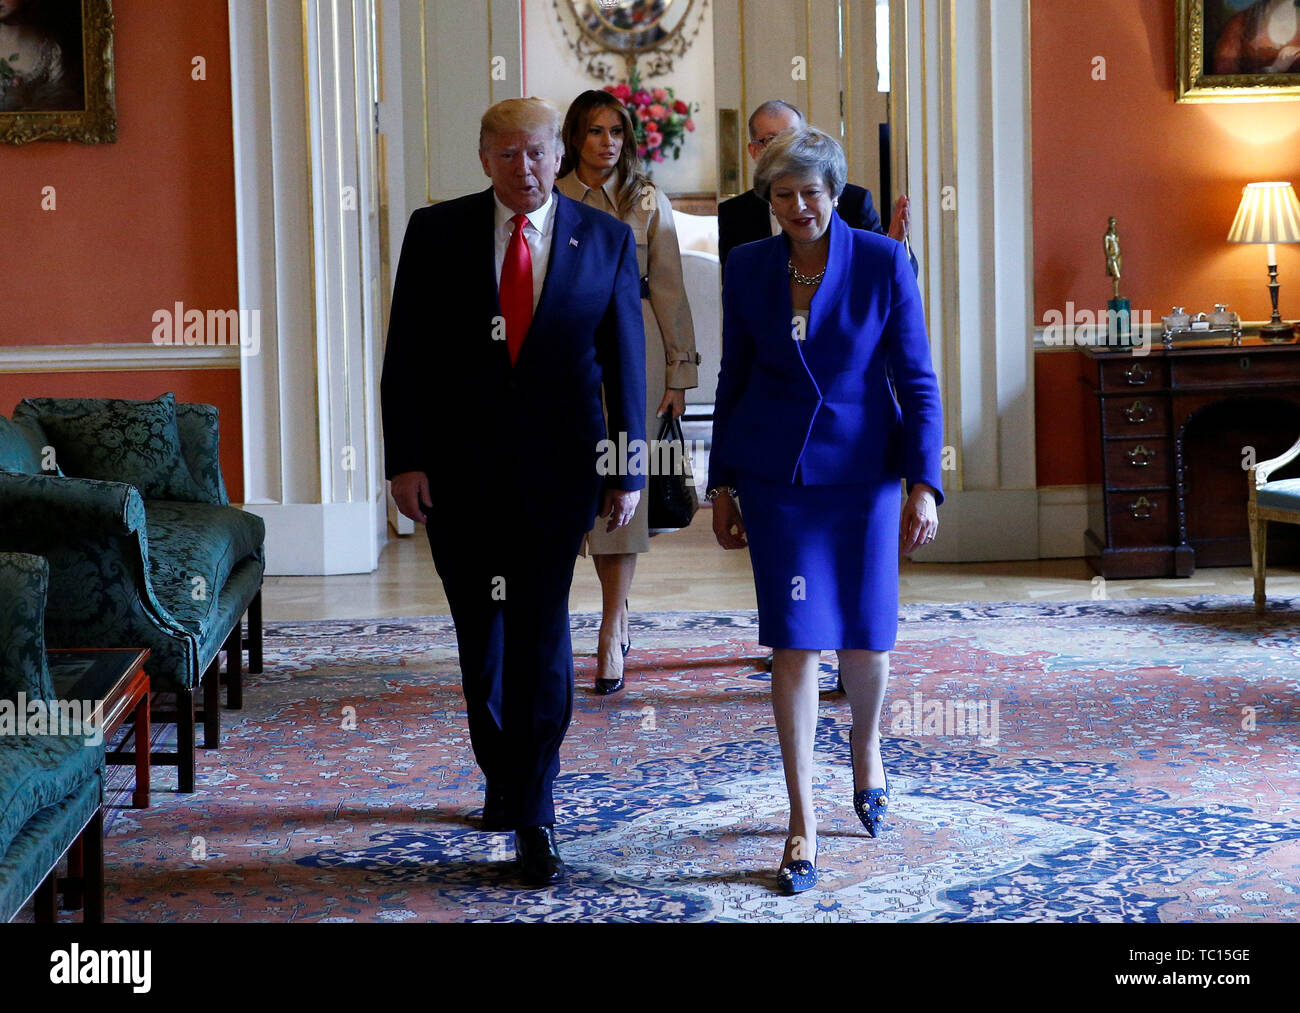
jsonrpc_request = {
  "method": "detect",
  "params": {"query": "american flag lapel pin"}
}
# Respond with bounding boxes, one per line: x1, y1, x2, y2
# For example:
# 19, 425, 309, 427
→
569, 237, 579, 247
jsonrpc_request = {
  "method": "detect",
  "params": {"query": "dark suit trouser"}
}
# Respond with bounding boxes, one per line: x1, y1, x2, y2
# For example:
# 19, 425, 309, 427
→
425, 496, 595, 829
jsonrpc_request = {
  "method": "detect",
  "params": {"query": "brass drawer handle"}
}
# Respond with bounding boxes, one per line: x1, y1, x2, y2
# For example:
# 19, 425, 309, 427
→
1127, 445, 1156, 467
1240, 357, 1252, 370
1130, 496, 1155, 520
1123, 400, 1152, 424
1125, 363, 1151, 385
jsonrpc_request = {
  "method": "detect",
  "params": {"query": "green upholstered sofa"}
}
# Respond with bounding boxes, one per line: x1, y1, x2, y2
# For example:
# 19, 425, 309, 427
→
0, 553, 106, 923
0, 395, 265, 792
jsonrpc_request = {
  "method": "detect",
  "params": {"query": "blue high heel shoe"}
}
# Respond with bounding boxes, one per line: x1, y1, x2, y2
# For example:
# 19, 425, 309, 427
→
776, 836, 818, 894
851, 727, 889, 838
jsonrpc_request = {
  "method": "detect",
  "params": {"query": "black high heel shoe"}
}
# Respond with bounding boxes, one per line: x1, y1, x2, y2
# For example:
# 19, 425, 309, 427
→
775, 835, 818, 894
595, 600, 630, 695
850, 727, 889, 837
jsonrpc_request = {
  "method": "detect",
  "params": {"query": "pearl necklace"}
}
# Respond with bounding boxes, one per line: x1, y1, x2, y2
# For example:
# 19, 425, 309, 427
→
788, 260, 826, 286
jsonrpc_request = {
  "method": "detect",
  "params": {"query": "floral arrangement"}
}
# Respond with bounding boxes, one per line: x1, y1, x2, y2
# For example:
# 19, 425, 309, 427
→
602, 69, 696, 166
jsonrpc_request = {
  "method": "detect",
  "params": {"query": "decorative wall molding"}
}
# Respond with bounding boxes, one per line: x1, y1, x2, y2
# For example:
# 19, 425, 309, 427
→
899, 0, 1038, 562
0, 343, 240, 374
228, 0, 387, 575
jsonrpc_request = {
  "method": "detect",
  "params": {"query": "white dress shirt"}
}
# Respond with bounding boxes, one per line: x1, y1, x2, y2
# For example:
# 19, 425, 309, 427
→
493, 191, 555, 314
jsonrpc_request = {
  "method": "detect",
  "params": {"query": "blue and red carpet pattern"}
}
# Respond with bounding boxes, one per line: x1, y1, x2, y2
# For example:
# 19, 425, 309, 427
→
97, 599, 1300, 922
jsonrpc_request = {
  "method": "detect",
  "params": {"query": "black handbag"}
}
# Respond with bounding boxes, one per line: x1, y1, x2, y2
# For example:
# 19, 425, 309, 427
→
647, 411, 699, 530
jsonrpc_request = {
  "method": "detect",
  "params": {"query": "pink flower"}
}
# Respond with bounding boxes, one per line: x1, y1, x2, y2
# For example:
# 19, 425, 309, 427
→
637, 144, 648, 157
651, 150, 665, 162
643, 120, 659, 133
612, 82, 632, 102
632, 90, 652, 106
649, 103, 668, 120
685, 118, 695, 132
652, 87, 668, 102
673, 99, 689, 115
646, 130, 664, 148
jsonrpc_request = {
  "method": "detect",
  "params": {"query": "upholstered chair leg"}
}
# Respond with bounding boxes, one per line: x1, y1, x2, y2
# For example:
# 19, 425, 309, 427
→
177, 688, 196, 793
224, 625, 243, 710
33, 872, 57, 923
247, 589, 264, 674
202, 657, 222, 749
82, 808, 105, 924
63, 835, 84, 910
1249, 505, 1267, 615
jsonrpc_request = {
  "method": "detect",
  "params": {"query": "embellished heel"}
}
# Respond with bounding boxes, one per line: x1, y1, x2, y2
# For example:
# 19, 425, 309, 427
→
775, 835, 818, 894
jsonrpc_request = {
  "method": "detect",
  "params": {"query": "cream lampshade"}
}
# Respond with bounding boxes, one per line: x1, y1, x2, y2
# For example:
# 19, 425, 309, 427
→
1227, 181, 1300, 341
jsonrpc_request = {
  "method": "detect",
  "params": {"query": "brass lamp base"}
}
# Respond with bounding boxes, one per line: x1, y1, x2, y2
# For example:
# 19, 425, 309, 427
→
1259, 320, 1297, 343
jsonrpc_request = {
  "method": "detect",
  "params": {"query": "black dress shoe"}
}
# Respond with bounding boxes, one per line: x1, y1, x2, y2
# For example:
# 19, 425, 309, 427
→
515, 825, 567, 885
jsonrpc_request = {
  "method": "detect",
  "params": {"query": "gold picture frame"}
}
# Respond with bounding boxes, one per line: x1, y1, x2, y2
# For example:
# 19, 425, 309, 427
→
1177, 0, 1300, 103
1, 0, 117, 145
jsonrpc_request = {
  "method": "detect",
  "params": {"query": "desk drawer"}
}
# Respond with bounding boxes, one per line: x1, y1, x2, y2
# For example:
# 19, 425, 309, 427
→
1104, 438, 1173, 487
1100, 358, 1166, 391
1107, 491, 1173, 547
1172, 352, 1295, 387
1102, 396, 1169, 437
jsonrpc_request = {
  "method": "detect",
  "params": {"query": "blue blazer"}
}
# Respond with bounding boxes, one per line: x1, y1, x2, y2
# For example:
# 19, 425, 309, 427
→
381, 187, 648, 517
707, 211, 945, 503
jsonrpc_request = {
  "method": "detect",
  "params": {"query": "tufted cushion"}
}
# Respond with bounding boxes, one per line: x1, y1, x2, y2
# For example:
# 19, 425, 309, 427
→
39, 393, 207, 502
0, 735, 103, 859
0, 416, 58, 476
0, 553, 54, 701
143, 501, 265, 640
1258, 477, 1300, 512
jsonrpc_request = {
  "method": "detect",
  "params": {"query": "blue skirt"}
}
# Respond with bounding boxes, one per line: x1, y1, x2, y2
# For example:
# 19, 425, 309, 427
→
736, 472, 903, 651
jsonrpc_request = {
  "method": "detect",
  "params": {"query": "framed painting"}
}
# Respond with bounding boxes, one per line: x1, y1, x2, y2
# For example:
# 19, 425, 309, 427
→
0, 0, 116, 144
1177, 0, 1300, 102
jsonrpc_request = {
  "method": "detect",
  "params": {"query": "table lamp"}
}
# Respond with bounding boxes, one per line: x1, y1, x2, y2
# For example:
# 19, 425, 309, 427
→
1227, 181, 1300, 342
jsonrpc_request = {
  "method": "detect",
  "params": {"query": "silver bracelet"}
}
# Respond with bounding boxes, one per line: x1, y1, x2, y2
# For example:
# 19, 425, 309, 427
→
705, 486, 737, 501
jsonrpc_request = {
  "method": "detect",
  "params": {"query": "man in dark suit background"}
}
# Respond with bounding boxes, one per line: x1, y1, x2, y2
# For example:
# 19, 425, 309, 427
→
718, 99, 917, 277
381, 98, 647, 886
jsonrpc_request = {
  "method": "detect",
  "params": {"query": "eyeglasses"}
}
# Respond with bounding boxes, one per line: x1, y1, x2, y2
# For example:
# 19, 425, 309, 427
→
753, 134, 780, 149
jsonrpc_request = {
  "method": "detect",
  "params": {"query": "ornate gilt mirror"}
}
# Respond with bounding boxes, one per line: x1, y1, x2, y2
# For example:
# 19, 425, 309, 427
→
556, 0, 705, 81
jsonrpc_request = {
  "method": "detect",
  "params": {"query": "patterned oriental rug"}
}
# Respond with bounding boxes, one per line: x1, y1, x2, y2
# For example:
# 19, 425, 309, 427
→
95, 599, 1300, 923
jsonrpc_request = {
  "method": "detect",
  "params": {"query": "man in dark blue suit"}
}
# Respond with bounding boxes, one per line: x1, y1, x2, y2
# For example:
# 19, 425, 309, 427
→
718, 100, 917, 277
381, 98, 647, 886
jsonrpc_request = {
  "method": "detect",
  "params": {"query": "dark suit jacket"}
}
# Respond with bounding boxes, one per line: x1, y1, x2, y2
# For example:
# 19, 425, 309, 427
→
707, 210, 944, 502
718, 183, 917, 277
381, 187, 648, 530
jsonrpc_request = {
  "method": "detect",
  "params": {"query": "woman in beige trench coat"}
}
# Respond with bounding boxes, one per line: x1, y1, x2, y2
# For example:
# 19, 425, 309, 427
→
557, 89, 700, 695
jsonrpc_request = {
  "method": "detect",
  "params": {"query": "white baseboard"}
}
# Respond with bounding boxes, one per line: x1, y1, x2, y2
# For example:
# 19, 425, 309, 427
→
242, 493, 386, 575
1037, 484, 1100, 559
910, 487, 1042, 562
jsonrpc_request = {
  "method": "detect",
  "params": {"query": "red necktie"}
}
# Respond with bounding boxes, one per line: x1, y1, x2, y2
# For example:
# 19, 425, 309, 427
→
501, 214, 533, 366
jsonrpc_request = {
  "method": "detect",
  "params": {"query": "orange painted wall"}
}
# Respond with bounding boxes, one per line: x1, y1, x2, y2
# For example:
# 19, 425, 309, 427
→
1031, 0, 1300, 488
0, 0, 243, 500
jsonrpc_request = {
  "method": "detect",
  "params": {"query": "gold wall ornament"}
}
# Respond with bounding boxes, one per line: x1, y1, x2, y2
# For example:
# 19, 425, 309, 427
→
553, 0, 708, 83
1177, 0, 1300, 103
0, 0, 117, 144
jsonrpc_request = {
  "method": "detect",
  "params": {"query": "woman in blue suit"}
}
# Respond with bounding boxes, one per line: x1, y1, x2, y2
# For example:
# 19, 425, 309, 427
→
707, 127, 944, 894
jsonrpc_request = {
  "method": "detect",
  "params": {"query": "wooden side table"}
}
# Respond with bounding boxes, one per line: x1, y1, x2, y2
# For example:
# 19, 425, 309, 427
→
47, 648, 151, 809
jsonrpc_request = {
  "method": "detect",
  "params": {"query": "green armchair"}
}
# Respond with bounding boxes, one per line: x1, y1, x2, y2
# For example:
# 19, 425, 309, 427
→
0, 553, 106, 923
0, 395, 265, 792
